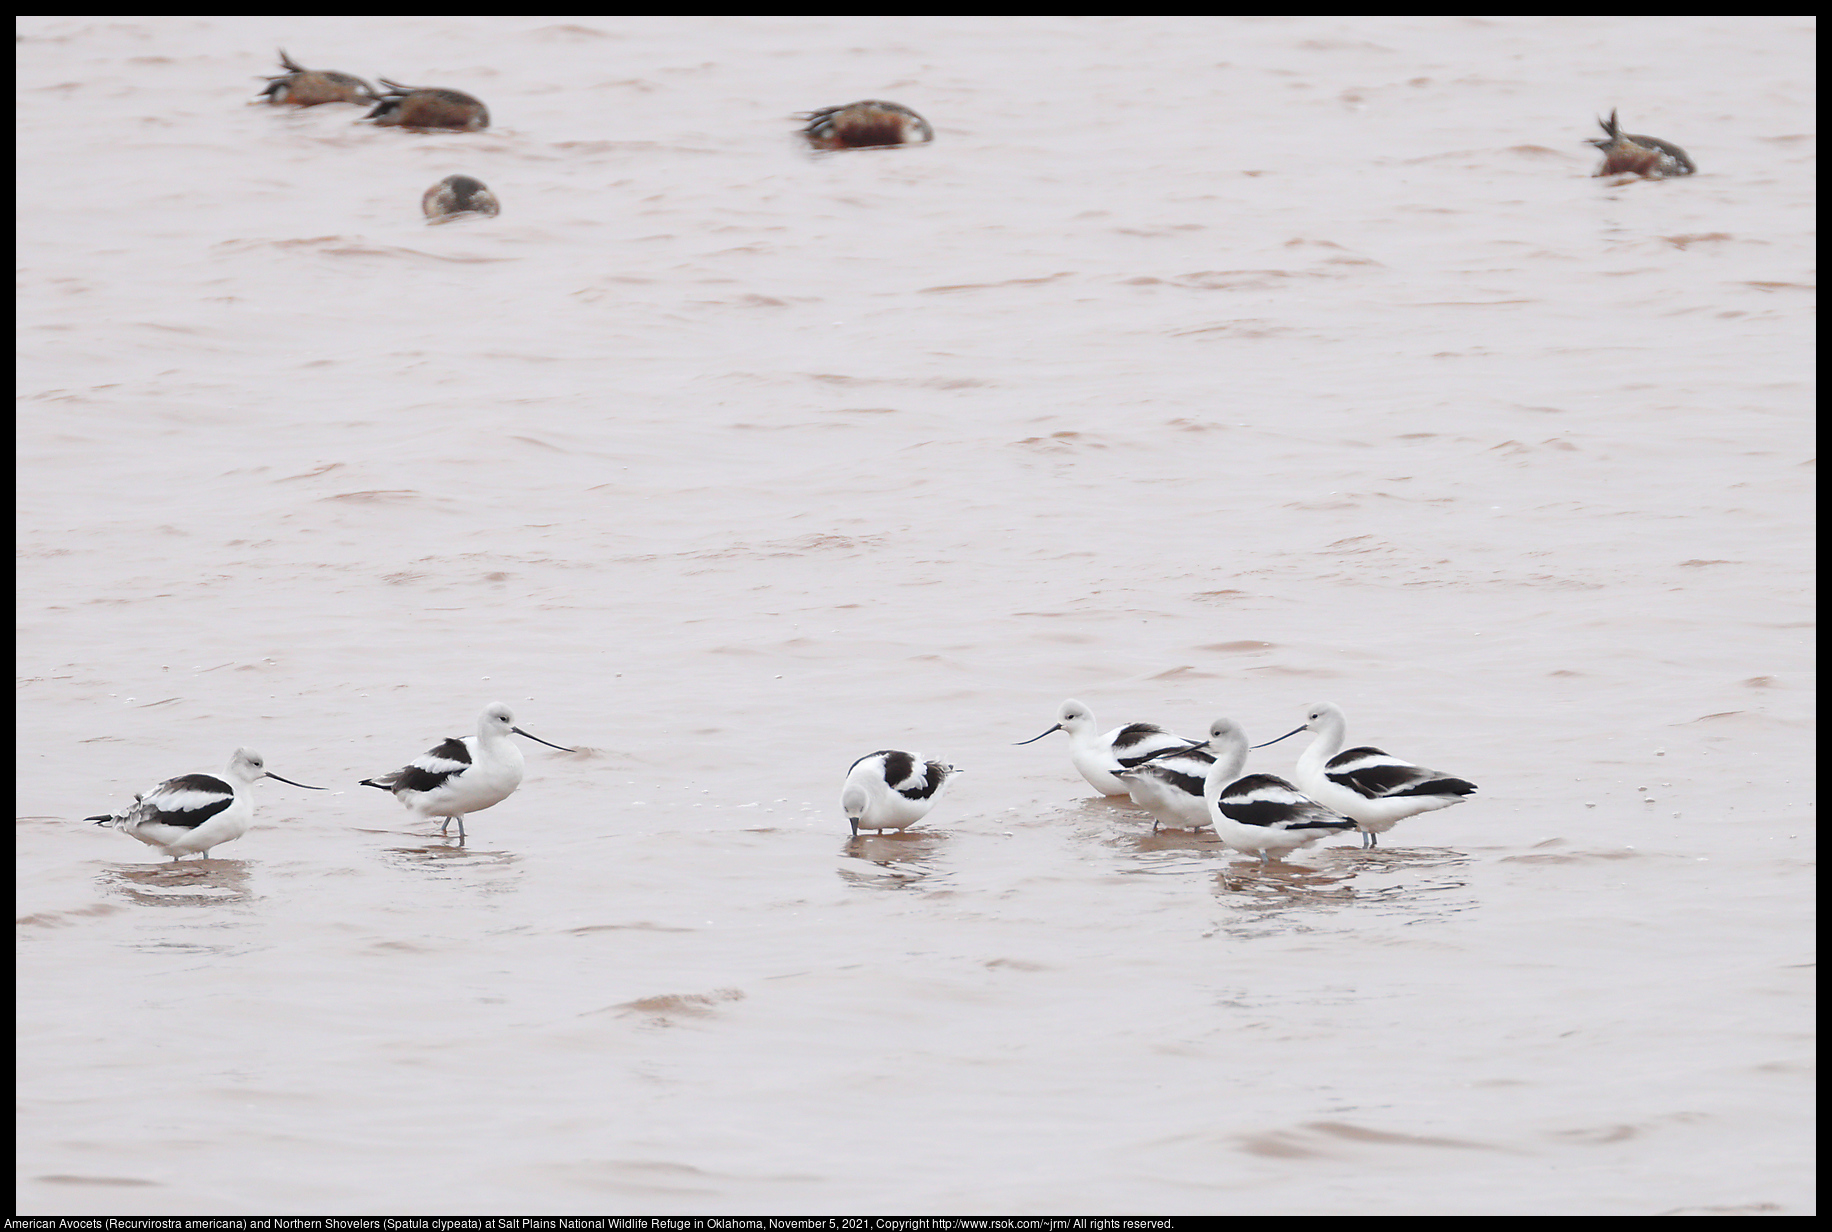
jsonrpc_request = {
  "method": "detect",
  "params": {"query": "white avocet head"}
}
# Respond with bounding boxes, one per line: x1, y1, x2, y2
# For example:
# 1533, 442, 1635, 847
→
360, 703, 573, 842
1253, 702, 1477, 848
1015, 699, 1193, 796
87, 747, 325, 861
1175, 718, 1358, 864
841, 750, 958, 837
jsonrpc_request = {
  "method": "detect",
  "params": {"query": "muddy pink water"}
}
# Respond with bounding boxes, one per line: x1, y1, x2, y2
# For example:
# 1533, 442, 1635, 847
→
16, 16, 1814, 1216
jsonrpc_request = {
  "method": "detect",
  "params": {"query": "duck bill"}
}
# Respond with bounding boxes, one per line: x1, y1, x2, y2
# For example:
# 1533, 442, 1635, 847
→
1250, 725, 1306, 751
514, 727, 575, 752
1013, 723, 1063, 746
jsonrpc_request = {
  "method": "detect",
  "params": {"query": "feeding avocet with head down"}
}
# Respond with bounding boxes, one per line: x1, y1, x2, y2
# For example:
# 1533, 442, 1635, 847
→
361, 703, 573, 841
1112, 743, 1217, 832
1253, 702, 1477, 849
1166, 718, 1358, 864
841, 750, 958, 837
1016, 699, 1194, 796
87, 748, 325, 860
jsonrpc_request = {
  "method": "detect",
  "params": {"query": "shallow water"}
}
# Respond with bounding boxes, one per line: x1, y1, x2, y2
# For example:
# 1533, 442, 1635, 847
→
16, 15, 1814, 1216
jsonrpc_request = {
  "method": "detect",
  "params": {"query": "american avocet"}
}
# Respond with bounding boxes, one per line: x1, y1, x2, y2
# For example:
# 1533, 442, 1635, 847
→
1254, 702, 1477, 849
360, 703, 572, 841
797, 100, 933, 150
1112, 744, 1217, 832
366, 80, 490, 131
87, 748, 325, 860
841, 750, 958, 836
256, 49, 377, 107
423, 175, 499, 221
1586, 109, 1695, 178
1175, 719, 1357, 863
1015, 700, 1194, 796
